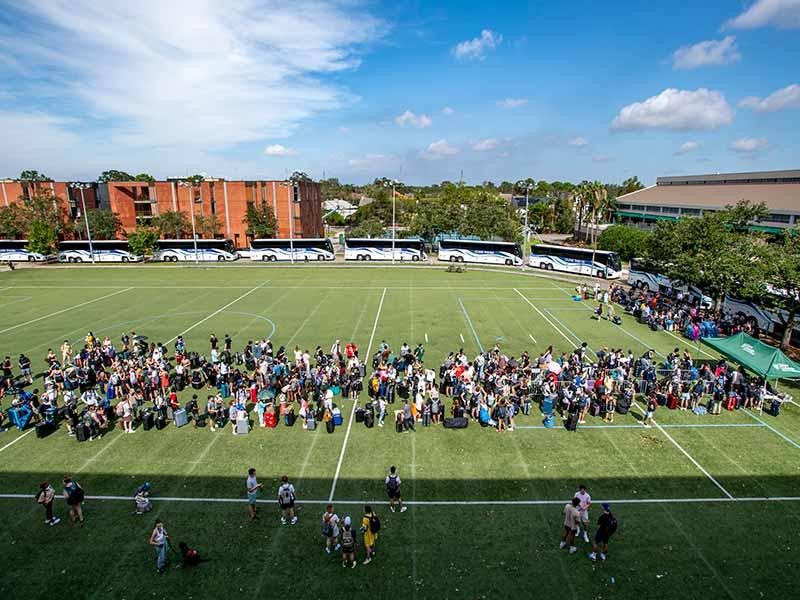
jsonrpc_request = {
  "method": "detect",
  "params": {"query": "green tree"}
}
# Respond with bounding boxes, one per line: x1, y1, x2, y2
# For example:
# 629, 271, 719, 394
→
0, 204, 27, 238
348, 218, 385, 238
195, 214, 222, 239
26, 221, 57, 254
19, 170, 52, 182
20, 192, 69, 234
134, 173, 156, 182
553, 195, 576, 233
126, 226, 160, 257
185, 174, 205, 185
98, 170, 134, 182
409, 193, 463, 241
82, 209, 122, 240
598, 225, 651, 261
462, 189, 520, 241
324, 211, 346, 226
153, 211, 192, 238
243, 204, 277, 238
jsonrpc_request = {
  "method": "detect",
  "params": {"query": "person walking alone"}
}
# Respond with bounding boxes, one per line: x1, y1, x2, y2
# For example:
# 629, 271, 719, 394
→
149, 519, 169, 574
385, 466, 407, 513
246, 468, 263, 521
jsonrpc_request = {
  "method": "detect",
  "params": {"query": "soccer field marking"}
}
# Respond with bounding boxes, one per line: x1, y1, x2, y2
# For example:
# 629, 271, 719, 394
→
542, 307, 590, 353
513, 288, 580, 351
328, 287, 387, 503
0, 287, 133, 335
632, 401, 734, 500
458, 297, 484, 352
516, 422, 767, 430
425, 333, 428, 343
529, 333, 537, 344
165, 279, 271, 344
3, 493, 798, 506
459, 333, 465, 343
742, 408, 800, 450
285, 289, 332, 347
0, 429, 33, 453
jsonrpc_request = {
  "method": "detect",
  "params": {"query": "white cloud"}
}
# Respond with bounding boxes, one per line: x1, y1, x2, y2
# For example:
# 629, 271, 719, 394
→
452, 29, 502, 60
592, 154, 612, 163
739, 83, 800, 112
472, 138, 498, 151
730, 137, 769, 153
1, 0, 383, 153
497, 98, 528, 109
442, 106, 455, 115
675, 140, 700, 155
264, 144, 296, 156
611, 88, 734, 131
724, 0, 800, 30
567, 136, 589, 147
394, 110, 432, 128
672, 36, 741, 69
421, 139, 459, 160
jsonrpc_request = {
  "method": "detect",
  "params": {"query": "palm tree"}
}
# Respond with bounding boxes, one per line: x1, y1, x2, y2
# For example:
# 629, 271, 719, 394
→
588, 181, 608, 276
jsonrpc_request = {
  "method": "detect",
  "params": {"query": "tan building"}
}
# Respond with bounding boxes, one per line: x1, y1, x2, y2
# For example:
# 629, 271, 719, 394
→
615, 169, 800, 233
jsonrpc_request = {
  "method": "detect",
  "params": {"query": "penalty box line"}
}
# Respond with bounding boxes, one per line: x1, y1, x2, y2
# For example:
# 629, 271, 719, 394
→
1, 493, 798, 506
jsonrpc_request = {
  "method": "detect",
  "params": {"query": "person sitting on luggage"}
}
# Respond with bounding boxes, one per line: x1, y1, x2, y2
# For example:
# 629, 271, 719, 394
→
133, 482, 152, 515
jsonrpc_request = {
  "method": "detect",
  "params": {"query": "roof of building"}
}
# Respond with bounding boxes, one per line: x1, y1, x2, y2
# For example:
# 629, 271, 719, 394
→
618, 170, 800, 212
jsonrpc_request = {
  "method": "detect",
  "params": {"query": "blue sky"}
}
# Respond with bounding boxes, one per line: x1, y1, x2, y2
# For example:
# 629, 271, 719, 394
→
0, 0, 798, 185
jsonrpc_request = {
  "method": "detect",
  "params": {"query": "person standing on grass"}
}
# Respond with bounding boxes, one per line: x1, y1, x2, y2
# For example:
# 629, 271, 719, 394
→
559, 497, 580, 554
278, 475, 298, 525
385, 466, 407, 513
149, 519, 169, 574
644, 392, 657, 428
62, 476, 84, 526
246, 468, 263, 521
574, 484, 592, 544
360, 505, 379, 565
36, 481, 60, 527
340, 516, 357, 568
589, 503, 618, 562
322, 504, 341, 554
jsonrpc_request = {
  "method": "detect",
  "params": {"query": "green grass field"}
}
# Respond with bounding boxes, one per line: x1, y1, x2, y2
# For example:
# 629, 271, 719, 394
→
1, 264, 799, 600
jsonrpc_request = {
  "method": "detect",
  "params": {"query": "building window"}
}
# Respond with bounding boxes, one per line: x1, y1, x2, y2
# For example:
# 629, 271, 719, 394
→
682, 208, 701, 216
209, 183, 216, 215
629, 204, 645, 211
767, 213, 791, 223
292, 185, 300, 203
661, 206, 680, 214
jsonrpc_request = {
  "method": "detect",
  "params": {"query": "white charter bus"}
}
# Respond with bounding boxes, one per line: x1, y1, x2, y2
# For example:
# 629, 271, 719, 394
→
0, 239, 50, 262
57, 240, 142, 263
344, 238, 426, 262
528, 244, 621, 279
437, 238, 523, 266
154, 239, 238, 262
248, 238, 335, 262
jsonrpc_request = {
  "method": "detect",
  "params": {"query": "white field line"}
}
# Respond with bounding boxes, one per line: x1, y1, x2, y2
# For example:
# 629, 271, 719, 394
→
425, 333, 429, 343
742, 408, 800, 450
0, 429, 33, 452
328, 287, 387, 502
457, 297, 483, 352
529, 333, 537, 344
632, 400, 734, 499
460, 333, 465, 343
165, 279, 270, 344
2, 493, 798, 506
514, 288, 577, 350
0, 287, 132, 335
516, 423, 766, 430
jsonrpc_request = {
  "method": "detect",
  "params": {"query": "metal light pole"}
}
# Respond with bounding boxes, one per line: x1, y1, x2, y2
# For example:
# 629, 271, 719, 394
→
383, 179, 398, 263
287, 180, 295, 264
178, 180, 199, 265
70, 182, 95, 264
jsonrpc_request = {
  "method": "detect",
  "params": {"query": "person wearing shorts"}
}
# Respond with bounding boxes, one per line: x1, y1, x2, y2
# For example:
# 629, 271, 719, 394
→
560, 497, 580, 554
574, 484, 592, 543
589, 503, 617, 562
278, 475, 298, 525
385, 466, 407, 513
340, 516, 357, 568
246, 468, 263, 521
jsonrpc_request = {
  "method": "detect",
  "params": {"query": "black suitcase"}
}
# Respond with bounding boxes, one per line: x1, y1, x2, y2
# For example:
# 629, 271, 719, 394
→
155, 415, 167, 430
285, 412, 296, 427
443, 417, 468, 429
326, 419, 335, 434
359, 363, 366, 378
395, 418, 404, 433
142, 411, 155, 431
522, 400, 531, 416
769, 400, 780, 417
36, 421, 55, 439
364, 411, 374, 428
422, 412, 431, 427
565, 413, 578, 431
355, 408, 365, 423
76, 423, 89, 442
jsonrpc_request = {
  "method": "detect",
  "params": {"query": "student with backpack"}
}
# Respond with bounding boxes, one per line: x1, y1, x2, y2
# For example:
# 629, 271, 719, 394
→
385, 466, 407, 513
588, 503, 618, 562
278, 475, 298, 525
360, 505, 380, 565
321, 504, 341, 554
340, 516, 357, 569
62, 476, 84, 526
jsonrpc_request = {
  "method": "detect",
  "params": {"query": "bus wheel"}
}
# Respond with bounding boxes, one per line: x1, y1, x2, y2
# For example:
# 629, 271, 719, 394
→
597, 270, 605, 279
412, 255, 420, 262
449, 256, 457, 263
217, 255, 225, 262
261, 256, 269, 262
505, 259, 512, 266
171, 256, 179, 262
74, 257, 83, 263
317, 255, 325, 261
122, 257, 129, 263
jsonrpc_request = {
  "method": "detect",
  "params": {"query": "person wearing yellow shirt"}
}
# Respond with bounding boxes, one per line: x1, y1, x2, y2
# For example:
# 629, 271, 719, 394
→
359, 505, 380, 565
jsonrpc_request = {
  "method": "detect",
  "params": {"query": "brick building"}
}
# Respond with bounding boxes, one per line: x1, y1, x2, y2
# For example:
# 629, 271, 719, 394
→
1, 178, 322, 248
1, 179, 99, 221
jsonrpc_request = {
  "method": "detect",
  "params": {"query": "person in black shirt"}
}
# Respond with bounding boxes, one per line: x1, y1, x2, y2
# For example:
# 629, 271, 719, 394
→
19, 354, 33, 384
589, 503, 617, 562
209, 334, 218, 351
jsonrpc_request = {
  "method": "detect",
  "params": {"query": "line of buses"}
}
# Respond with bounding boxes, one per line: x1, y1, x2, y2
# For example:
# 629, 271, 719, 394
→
0, 237, 623, 278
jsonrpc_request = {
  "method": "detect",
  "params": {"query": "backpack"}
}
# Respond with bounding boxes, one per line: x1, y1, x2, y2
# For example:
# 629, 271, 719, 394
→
341, 528, 355, 551
321, 516, 334, 538
606, 514, 618, 536
386, 475, 400, 493
279, 485, 294, 506
368, 513, 381, 534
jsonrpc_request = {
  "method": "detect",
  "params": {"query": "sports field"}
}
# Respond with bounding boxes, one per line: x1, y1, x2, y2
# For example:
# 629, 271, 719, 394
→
1, 264, 799, 600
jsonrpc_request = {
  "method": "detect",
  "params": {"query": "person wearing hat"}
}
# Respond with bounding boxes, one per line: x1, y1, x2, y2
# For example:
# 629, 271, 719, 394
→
134, 482, 153, 515
589, 503, 618, 562
340, 516, 357, 568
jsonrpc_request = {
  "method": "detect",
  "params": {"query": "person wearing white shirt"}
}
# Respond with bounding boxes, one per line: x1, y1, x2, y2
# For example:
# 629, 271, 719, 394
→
322, 504, 341, 553
574, 484, 593, 543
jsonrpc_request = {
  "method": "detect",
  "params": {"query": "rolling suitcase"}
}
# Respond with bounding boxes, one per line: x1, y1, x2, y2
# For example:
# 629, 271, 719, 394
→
768, 399, 780, 417
541, 398, 554, 415
591, 403, 601, 417
236, 416, 249, 435
174, 408, 188, 428
35, 421, 55, 439
667, 394, 679, 410
395, 418, 404, 433
422, 411, 431, 427
359, 363, 367, 378
155, 415, 167, 430
543, 414, 555, 429
284, 411, 296, 426
332, 408, 343, 426
355, 408, 365, 423
326, 419, 335, 434
142, 411, 155, 431
364, 411, 374, 428
76, 423, 89, 442
565, 413, 578, 431
522, 400, 531, 416
307, 415, 316, 431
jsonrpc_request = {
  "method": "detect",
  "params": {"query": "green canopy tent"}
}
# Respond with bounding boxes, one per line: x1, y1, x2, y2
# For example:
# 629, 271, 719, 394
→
701, 332, 800, 380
